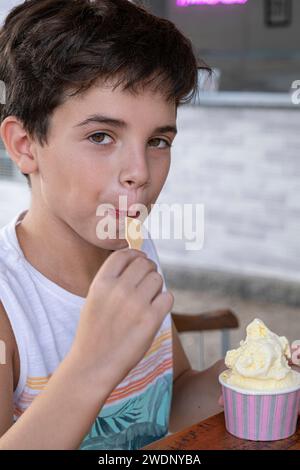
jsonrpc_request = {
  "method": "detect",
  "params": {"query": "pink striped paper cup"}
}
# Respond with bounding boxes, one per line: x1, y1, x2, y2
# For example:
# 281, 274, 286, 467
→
219, 372, 300, 441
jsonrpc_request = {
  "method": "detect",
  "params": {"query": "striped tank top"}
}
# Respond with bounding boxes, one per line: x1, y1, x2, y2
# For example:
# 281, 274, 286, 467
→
0, 210, 173, 450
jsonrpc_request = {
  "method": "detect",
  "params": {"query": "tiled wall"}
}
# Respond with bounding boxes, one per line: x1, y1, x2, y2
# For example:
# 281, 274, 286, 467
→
153, 103, 300, 283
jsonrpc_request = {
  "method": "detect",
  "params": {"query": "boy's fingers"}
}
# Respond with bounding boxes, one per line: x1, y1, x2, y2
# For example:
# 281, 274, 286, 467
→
136, 271, 164, 303
121, 257, 158, 287
218, 395, 224, 407
291, 341, 300, 366
99, 248, 147, 279
151, 290, 174, 321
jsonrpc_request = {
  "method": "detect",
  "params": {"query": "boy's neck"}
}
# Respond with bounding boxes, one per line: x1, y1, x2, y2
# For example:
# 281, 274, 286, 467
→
15, 208, 113, 298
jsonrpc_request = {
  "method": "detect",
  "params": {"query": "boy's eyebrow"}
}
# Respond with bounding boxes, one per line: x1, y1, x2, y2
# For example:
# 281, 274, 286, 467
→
73, 114, 177, 135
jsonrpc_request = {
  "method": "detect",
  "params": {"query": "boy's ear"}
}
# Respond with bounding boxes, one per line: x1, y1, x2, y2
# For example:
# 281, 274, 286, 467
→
0, 116, 38, 175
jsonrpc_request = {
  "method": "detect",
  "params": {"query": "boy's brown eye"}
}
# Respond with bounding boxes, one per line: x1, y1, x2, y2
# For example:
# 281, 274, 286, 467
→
149, 138, 171, 149
92, 133, 104, 143
89, 133, 113, 145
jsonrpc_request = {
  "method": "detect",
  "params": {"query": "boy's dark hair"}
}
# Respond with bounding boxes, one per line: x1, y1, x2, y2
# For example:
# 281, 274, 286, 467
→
0, 0, 210, 187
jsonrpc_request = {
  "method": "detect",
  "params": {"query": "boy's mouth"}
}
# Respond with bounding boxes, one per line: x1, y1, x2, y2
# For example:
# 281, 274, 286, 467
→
109, 209, 140, 219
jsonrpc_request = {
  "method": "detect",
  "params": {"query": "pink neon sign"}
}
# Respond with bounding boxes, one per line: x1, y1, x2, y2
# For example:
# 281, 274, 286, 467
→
177, 0, 248, 6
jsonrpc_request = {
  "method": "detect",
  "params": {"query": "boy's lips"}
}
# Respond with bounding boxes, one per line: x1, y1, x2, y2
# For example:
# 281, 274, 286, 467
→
108, 209, 140, 219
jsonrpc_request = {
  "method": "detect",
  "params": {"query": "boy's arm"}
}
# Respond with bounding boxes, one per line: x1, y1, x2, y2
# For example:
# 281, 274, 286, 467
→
170, 320, 223, 433
0, 301, 110, 450
0, 353, 110, 450
0, 302, 15, 437
0, 248, 173, 449
169, 359, 224, 433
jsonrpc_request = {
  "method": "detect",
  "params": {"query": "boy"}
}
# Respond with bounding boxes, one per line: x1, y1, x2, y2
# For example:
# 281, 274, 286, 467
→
0, 0, 224, 450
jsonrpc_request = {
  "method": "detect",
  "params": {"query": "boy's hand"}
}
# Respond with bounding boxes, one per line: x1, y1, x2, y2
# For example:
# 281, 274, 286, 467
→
290, 341, 300, 415
291, 340, 300, 367
218, 395, 224, 407
70, 248, 174, 392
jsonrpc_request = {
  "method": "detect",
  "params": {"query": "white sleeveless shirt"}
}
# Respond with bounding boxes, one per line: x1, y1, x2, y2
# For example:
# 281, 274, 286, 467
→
0, 210, 173, 450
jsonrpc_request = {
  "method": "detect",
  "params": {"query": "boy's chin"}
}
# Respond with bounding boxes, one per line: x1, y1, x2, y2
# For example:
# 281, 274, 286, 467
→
95, 236, 129, 251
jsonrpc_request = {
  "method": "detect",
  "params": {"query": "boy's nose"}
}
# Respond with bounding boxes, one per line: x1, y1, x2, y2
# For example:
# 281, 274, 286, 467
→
120, 155, 150, 190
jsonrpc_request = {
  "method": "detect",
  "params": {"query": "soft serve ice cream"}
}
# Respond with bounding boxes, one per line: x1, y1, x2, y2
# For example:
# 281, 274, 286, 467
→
221, 318, 300, 391
219, 319, 300, 441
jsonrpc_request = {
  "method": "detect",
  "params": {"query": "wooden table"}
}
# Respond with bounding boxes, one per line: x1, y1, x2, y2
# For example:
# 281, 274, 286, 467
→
143, 413, 300, 450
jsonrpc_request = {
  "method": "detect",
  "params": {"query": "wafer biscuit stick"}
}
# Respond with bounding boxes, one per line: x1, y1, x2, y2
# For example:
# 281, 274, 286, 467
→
125, 216, 143, 250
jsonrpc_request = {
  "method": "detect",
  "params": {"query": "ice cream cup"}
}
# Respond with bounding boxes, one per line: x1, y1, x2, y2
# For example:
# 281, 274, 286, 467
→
219, 372, 300, 441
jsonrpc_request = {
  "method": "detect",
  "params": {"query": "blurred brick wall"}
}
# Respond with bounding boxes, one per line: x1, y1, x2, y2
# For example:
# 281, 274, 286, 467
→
154, 104, 300, 283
